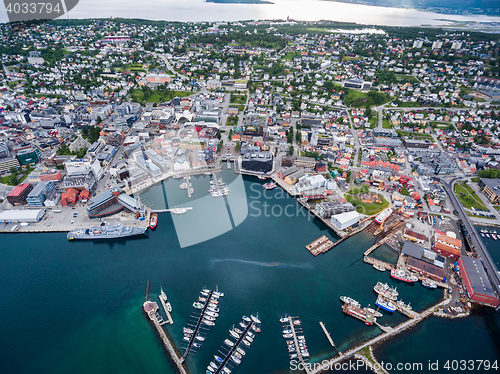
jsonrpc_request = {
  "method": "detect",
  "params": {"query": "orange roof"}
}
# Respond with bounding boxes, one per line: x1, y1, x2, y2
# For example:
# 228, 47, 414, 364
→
433, 242, 461, 257
436, 233, 461, 248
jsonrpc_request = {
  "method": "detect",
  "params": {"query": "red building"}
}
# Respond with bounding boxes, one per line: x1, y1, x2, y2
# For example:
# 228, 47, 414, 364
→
39, 170, 63, 182
61, 188, 79, 206
7, 183, 33, 205
459, 256, 499, 308
432, 242, 461, 259
406, 257, 445, 282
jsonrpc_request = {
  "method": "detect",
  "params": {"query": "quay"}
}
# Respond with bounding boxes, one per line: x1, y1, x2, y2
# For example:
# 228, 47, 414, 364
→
305, 235, 335, 256
395, 302, 419, 319
363, 256, 395, 271
308, 298, 452, 374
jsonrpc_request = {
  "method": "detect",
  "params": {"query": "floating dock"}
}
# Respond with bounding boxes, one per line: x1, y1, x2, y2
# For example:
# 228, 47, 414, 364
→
305, 235, 335, 256
158, 288, 174, 325
283, 316, 309, 364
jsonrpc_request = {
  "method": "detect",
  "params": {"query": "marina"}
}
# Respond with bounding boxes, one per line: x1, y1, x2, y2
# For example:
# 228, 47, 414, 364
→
280, 316, 309, 364
209, 172, 229, 197
208, 315, 261, 374
182, 288, 223, 358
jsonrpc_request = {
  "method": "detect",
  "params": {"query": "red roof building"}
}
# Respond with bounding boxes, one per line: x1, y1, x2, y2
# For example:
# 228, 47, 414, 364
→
39, 170, 63, 182
7, 183, 33, 205
459, 256, 499, 308
61, 188, 79, 206
78, 189, 91, 202
432, 242, 461, 259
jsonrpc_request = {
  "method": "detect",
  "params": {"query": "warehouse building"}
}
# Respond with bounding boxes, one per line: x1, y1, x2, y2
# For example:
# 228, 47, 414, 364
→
0, 209, 46, 223
459, 256, 499, 308
330, 211, 360, 230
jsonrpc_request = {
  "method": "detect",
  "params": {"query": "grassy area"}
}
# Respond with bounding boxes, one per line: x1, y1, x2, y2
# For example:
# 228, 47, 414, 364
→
225, 116, 238, 126
494, 206, 500, 211
282, 51, 300, 61
471, 177, 480, 183
454, 182, 487, 210
123, 63, 145, 72
345, 194, 390, 215
396, 130, 433, 139
0, 167, 34, 186
382, 119, 392, 129
131, 89, 191, 103
230, 94, 247, 105
467, 213, 495, 219
401, 187, 410, 196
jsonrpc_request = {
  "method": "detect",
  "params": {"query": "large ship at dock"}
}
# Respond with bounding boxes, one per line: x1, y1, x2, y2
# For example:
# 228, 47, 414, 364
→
391, 269, 418, 283
67, 223, 147, 240
342, 303, 376, 325
374, 208, 393, 225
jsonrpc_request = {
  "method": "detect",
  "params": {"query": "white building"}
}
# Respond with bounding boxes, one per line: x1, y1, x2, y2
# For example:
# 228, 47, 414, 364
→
0, 209, 46, 223
330, 211, 360, 230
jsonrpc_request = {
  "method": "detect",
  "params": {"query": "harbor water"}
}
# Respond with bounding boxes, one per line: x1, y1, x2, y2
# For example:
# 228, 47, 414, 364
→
0, 167, 498, 374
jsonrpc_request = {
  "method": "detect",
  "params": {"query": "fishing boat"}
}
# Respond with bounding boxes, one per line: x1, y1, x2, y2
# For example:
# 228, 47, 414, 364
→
422, 279, 438, 289
340, 296, 362, 308
364, 307, 383, 318
391, 269, 419, 283
373, 264, 386, 272
373, 282, 399, 300
262, 182, 277, 190
397, 300, 412, 310
149, 213, 158, 230
375, 296, 396, 312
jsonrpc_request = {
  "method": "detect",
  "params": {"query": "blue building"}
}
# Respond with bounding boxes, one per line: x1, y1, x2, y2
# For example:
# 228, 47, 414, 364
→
26, 181, 56, 207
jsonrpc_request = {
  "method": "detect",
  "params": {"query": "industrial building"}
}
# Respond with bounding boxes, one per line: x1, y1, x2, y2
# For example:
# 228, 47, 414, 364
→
459, 256, 499, 308
330, 211, 360, 230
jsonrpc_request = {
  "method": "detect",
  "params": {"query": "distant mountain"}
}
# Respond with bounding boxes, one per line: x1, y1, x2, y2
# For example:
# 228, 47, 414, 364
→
323, 0, 500, 16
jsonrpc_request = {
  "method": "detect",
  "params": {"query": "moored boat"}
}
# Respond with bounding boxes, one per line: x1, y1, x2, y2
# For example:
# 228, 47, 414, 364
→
149, 213, 158, 230
373, 264, 386, 272
373, 282, 399, 300
340, 296, 362, 308
391, 269, 418, 283
263, 182, 277, 190
375, 296, 396, 312
422, 279, 438, 289
364, 307, 383, 318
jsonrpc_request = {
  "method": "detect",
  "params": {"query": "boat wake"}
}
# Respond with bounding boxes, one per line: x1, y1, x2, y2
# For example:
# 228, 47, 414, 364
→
211, 259, 312, 270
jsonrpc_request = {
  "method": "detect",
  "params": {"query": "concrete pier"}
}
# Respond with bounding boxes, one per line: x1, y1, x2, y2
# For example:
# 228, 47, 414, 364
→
319, 322, 335, 347
363, 256, 395, 271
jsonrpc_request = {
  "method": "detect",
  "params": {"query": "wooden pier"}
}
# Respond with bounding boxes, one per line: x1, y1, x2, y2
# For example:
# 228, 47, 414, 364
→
305, 235, 335, 256
363, 256, 395, 271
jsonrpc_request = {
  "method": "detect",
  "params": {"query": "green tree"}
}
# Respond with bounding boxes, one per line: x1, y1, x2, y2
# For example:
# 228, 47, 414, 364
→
288, 145, 294, 156
9, 167, 18, 175
235, 141, 240, 152
96, 116, 102, 125
361, 184, 370, 194
9, 174, 18, 186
